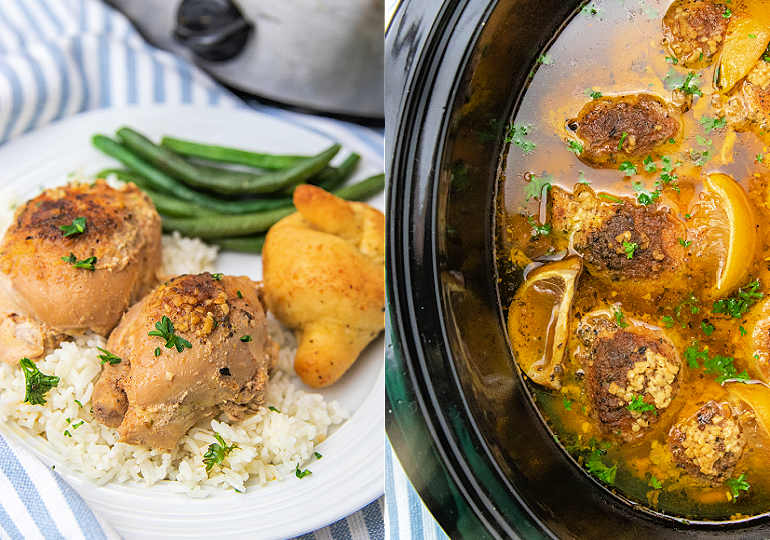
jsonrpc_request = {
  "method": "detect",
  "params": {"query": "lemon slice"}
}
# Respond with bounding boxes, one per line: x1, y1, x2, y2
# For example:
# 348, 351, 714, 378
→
507, 256, 582, 390
728, 384, 770, 437
700, 173, 757, 297
718, 0, 770, 93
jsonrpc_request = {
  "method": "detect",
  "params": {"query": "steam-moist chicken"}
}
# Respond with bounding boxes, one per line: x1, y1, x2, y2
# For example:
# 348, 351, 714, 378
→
579, 313, 681, 443
92, 273, 278, 450
669, 401, 748, 485
568, 93, 684, 167
550, 185, 687, 295
0, 180, 161, 363
722, 57, 770, 144
662, 0, 729, 69
262, 184, 384, 388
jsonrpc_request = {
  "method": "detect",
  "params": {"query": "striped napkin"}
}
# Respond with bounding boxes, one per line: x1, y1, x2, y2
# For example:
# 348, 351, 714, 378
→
0, 0, 383, 538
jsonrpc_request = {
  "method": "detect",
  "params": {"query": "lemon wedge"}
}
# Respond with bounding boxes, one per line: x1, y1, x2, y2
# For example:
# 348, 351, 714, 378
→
728, 384, 770, 437
507, 256, 582, 390
701, 173, 757, 297
718, 0, 770, 93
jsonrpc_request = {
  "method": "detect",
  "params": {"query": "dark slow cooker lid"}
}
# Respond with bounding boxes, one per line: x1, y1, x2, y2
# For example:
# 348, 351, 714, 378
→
385, 0, 770, 538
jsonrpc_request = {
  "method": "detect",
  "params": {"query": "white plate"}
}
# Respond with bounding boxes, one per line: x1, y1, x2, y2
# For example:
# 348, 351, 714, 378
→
0, 105, 385, 540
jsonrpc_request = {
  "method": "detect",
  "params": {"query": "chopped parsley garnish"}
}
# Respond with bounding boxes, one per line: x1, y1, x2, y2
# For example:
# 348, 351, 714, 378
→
148, 316, 192, 353
684, 341, 749, 384
61, 253, 96, 271
568, 139, 583, 155
612, 307, 629, 328
662, 315, 675, 329
700, 321, 715, 336
679, 71, 703, 97
314, 452, 322, 460
758, 153, 765, 163
726, 474, 749, 501
712, 278, 763, 319
236, 290, 242, 299
627, 395, 656, 414
524, 173, 553, 200
643, 156, 657, 173
649, 476, 663, 489
268, 406, 281, 413
505, 123, 537, 154
618, 132, 628, 150
588, 90, 602, 100
622, 241, 637, 259
295, 466, 313, 479
618, 161, 637, 175
203, 433, 238, 471
211, 273, 223, 281
527, 215, 552, 237
723, 7, 732, 17
19, 357, 60, 405
59, 217, 87, 237
96, 347, 121, 365
673, 292, 701, 327
563, 397, 573, 411
636, 189, 660, 206
598, 193, 623, 204
586, 447, 617, 485
154, 347, 161, 357
678, 238, 691, 247
240, 335, 252, 342
740, 325, 748, 337
699, 115, 727, 133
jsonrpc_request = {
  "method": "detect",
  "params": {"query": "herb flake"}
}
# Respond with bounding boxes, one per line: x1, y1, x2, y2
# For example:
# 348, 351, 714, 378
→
59, 217, 87, 237
20, 357, 60, 405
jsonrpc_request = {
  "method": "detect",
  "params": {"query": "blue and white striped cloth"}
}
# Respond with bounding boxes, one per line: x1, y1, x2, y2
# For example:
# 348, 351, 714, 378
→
0, 0, 384, 538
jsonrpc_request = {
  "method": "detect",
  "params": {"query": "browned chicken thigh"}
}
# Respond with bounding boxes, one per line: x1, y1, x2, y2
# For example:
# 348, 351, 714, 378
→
0, 180, 161, 363
550, 184, 688, 297
92, 273, 278, 450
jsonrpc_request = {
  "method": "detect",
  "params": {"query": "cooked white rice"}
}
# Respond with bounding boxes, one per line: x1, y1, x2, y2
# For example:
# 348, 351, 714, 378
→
0, 185, 350, 496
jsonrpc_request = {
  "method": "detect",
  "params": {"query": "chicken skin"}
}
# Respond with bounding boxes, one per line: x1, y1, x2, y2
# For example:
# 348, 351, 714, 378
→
92, 273, 278, 450
568, 93, 684, 167
262, 184, 385, 388
550, 184, 687, 297
578, 312, 681, 443
0, 180, 161, 363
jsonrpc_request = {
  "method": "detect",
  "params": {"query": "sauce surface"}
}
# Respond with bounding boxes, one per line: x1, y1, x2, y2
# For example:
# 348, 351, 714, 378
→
497, 0, 770, 520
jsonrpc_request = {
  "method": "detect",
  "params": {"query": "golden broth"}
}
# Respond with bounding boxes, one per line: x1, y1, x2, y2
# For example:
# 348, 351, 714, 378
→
497, 0, 770, 520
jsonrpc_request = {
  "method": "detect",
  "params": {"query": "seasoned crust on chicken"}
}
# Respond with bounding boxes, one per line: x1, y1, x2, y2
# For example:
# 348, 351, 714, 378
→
662, 0, 729, 69
669, 400, 748, 485
262, 184, 384, 388
550, 185, 687, 294
92, 273, 278, 450
568, 93, 684, 167
722, 58, 770, 144
579, 314, 681, 443
0, 180, 161, 363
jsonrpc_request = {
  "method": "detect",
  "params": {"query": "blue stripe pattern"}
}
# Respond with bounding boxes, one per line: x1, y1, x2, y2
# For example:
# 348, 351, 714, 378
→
0, 0, 384, 539
0, 437, 63, 539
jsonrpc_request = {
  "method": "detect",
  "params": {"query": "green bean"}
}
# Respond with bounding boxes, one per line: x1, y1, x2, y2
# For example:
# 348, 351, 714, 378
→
331, 173, 386, 202
160, 207, 294, 239
92, 135, 294, 215
161, 137, 306, 170
315, 153, 361, 192
96, 168, 148, 186
207, 236, 265, 253
117, 127, 341, 195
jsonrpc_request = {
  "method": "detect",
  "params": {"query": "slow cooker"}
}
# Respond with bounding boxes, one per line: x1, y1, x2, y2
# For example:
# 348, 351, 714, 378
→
385, 0, 770, 538
104, 0, 385, 119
